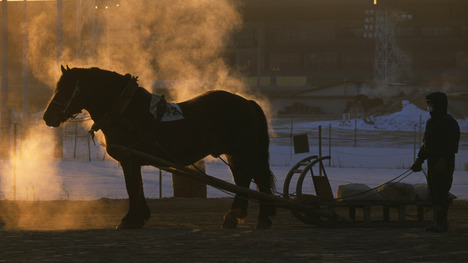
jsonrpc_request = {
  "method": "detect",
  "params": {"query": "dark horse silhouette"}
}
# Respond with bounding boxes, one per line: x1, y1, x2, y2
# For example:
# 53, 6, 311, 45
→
43, 66, 276, 229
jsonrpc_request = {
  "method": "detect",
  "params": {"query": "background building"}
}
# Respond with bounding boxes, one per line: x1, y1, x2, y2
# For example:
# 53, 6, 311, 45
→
234, 0, 468, 88
1, 0, 467, 117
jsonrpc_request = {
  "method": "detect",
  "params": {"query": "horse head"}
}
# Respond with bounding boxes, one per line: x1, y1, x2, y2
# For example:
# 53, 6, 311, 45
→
43, 65, 83, 127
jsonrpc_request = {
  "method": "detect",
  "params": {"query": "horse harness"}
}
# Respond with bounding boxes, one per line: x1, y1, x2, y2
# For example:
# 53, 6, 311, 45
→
50, 78, 82, 120
87, 75, 168, 143
59, 73, 182, 163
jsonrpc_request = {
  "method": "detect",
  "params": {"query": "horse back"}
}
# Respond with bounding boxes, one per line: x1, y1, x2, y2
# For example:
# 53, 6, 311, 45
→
176, 90, 267, 156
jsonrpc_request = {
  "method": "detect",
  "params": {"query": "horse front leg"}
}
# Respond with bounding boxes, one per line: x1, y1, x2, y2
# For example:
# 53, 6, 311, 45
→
116, 160, 151, 229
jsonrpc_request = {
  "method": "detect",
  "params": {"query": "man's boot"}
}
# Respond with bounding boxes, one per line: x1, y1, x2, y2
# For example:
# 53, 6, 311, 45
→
426, 206, 448, 233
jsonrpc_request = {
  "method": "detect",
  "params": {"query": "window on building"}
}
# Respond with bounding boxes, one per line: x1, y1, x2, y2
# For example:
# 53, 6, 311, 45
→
304, 53, 321, 71
396, 26, 415, 37
235, 28, 256, 47
304, 52, 338, 71
236, 49, 258, 73
415, 52, 454, 69
337, 25, 364, 39
420, 26, 455, 37
269, 53, 302, 72
272, 21, 335, 44
342, 52, 373, 69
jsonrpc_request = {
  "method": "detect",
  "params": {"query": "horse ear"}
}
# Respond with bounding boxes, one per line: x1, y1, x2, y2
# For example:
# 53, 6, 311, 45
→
61, 65, 66, 74
66, 65, 70, 71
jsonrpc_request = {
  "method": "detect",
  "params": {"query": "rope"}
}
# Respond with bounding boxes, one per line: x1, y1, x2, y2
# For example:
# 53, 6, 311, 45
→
333, 168, 414, 201
69, 114, 92, 122
333, 150, 411, 157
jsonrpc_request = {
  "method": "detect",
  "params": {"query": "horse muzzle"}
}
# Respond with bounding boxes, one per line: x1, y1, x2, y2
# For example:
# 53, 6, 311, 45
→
43, 106, 66, 128
43, 114, 63, 128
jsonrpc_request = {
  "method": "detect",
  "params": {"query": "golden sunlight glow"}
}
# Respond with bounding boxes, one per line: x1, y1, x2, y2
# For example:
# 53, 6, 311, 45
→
1, 123, 62, 201
0, 0, 275, 231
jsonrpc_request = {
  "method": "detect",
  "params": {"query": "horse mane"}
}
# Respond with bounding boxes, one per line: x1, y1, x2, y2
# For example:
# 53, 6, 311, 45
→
60, 67, 135, 81
58, 67, 138, 93
78, 67, 134, 81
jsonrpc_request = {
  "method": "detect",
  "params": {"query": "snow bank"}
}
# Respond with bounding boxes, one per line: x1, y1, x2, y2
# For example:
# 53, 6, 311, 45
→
285, 100, 467, 132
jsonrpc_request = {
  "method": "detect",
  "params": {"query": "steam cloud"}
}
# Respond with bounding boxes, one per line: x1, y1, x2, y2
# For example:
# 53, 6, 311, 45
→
27, 0, 247, 101
1, 122, 62, 201
1, 0, 272, 206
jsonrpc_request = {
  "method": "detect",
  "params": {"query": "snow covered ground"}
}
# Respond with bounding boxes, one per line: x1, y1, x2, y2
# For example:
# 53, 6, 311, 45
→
1, 101, 467, 201
43, 144, 466, 201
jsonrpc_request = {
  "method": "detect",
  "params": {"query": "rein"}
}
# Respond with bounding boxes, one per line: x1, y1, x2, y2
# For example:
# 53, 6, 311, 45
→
51, 79, 82, 120
88, 76, 140, 141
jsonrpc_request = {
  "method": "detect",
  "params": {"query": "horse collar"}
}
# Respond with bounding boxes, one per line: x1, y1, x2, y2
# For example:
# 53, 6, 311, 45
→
88, 76, 140, 140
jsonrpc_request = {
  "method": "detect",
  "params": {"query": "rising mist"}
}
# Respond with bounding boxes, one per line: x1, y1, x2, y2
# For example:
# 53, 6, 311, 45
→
2, 0, 266, 211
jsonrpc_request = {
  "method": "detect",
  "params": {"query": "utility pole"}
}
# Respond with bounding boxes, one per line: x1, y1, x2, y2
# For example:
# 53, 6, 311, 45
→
256, 23, 262, 89
364, 2, 412, 83
76, 0, 82, 58
1, 0, 10, 157
57, 0, 62, 61
23, 0, 30, 128
54, 0, 64, 158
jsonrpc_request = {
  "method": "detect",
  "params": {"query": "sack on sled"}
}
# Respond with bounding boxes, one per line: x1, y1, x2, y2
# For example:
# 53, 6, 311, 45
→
377, 182, 416, 203
336, 183, 385, 201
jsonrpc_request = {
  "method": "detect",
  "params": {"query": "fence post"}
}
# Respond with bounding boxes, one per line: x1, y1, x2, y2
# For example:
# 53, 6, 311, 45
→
13, 123, 17, 200
73, 123, 77, 158
419, 115, 422, 144
290, 116, 293, 160
318, 125, 322, 176
318, 125, 322, 157
159, 169, 162, 199
328, 124, 331, 167
87, 133, 91, 162
354, 117, 357, 147
172, 159, 206, 198
54, 127, 64, 158
413, 125, 417, 162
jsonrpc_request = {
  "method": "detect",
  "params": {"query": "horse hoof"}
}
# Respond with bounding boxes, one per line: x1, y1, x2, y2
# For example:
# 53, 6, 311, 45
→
256, 217, 272, 230
222, 216, 239, 229
115, 220, 145, 230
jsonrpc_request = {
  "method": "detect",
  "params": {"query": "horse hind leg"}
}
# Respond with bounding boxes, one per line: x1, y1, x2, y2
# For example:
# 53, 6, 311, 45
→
222, 155, 251, 229
254, 169, 277, 229
250, 157, 276, 229
222, 155, 276, 229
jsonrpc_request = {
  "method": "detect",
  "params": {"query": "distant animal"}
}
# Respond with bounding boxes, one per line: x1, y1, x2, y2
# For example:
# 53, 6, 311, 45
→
43, 66, 276, 229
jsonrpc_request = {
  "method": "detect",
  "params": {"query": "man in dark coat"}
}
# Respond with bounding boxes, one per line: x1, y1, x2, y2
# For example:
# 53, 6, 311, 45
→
411, 92, 460, 232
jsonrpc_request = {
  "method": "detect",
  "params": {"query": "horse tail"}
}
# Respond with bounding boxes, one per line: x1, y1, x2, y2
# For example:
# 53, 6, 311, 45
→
250, 100, 276, 192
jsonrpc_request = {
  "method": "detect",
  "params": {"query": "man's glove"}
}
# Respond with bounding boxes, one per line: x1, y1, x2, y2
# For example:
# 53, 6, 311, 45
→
411, 158, 424, 172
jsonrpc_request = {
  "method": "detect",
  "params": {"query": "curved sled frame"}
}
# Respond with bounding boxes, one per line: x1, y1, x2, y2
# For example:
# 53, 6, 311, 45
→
283, 155, 337, 226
